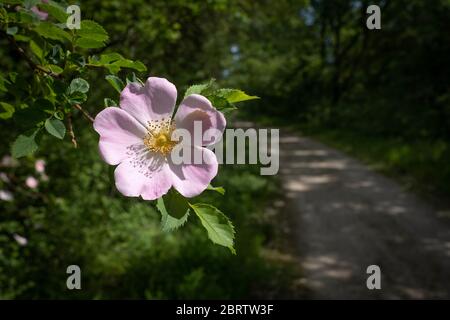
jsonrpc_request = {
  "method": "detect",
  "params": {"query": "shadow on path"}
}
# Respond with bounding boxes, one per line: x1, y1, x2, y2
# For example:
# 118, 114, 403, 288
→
235, 121, 450, 299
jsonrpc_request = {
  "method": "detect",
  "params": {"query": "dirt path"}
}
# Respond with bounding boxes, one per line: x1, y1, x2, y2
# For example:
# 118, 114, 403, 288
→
233, 121, 450, 299
274, 131, 450, 299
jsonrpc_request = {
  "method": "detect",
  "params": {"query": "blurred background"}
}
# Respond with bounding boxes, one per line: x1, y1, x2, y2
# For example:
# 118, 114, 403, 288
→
1, 0, 449, 299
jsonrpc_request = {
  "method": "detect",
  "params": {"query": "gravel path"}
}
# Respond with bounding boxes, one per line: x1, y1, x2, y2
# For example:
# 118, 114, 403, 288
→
274, 131, 450, 299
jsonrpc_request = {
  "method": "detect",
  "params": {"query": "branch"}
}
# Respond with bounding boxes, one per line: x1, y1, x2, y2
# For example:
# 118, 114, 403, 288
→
73, 104, 95, 123
67, 114, 78, 148
5, 33, 62, 79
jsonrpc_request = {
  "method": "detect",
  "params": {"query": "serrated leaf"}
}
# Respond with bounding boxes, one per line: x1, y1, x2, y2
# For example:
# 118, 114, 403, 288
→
190, 203, 235, 254
68, 78, 89, 94
97, 53, 124, 64
89, 54, 146, 74
105, 75, 124, 94
45, 118, 65, 139
206, 95, 237, 113
11, 129, 40, 158
77, 20, 109, 42
184, 79, 216, 98
34, 22, 71, 41
156, 192, 190, 232
215, 89, 259, 103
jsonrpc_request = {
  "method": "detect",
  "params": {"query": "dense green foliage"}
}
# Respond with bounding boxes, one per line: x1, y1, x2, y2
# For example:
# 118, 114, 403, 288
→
232, 0, 450, 197
0, 0, 280, 298
1, 0, 448, 299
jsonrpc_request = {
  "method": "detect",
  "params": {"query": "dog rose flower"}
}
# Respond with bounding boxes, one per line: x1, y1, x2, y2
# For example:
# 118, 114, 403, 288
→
94, 77, 226, 200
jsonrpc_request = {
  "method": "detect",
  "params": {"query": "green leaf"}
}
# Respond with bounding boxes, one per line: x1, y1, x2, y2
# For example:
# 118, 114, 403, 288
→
67, 52, 86, 67
184, 79, 216, 98
162, 189, 190, 219
34, 22, 71, 41
105, 75, 124, 94
0, 102, 15, 120
95, 53, 124, 64
7, 26, 18, 35
215, 89, 259, 103
75, 38, 105, 49
68, 78, 89, 94
13, 34, 30, 42
126, 72, 140, 85
45, 118, 65, 139
46, 44, 64, 64
206, 95, 237, 113
75, 20, 109, 48
2, 0, 22, 5
45, 64, 64, 75
66, 92, 87, 104
53, 110, 64, 120
11, 129, 40, 158
39, 1, 69, 23
89, 54, 147, 74
110, 59, 146, 72
0, 75, 10, 92
104, 98, 117, 107
206, 184, 225, 195
77, 20, 109, 42
14, 105, 47, 128
29, 40, 43, 61
156, 190, 190, 232
190, 203, 235, 254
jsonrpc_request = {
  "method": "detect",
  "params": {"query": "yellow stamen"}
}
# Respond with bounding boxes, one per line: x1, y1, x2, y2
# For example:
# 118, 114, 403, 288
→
143, 117, 178, 156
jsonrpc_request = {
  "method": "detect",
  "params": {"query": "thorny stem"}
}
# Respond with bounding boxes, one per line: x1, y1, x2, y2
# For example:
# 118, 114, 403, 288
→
73, 104, 95, 123
67, 114, 78, 148
5, 32, 96, 125
6, 33, 62, 79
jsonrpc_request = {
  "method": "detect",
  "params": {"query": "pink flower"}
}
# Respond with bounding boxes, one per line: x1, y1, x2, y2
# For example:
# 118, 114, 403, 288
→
31, 0, 49, 21
94, 77, 226, 200
1, 155, 17, 167
35, 159, 46, 173
13, 233, 28, 246
25, 176, 39, 189
0, 190, 13, 201
31, 6, 48, 20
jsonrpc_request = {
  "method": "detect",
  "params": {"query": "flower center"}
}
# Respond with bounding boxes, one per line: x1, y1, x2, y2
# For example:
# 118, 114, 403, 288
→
143, 117, 178, 156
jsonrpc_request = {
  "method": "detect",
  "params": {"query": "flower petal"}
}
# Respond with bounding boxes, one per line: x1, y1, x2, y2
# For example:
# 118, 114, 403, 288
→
174, 94, 226, 146
114, 152, 173, 200
120, 77, 177, 125
93, 107, 147, 165
168, 146, 218, 197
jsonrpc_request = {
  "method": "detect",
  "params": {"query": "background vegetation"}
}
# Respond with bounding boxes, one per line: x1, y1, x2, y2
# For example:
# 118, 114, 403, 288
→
1, 0, 449, 298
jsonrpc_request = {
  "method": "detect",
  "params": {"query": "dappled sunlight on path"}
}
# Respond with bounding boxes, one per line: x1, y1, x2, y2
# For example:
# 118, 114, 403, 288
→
233, 121, 450, 299
277, 133, 450, 299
